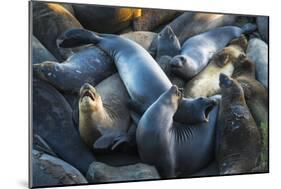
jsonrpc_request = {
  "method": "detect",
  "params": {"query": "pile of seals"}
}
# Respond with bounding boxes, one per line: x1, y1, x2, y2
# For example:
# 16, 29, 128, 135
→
31, 1, 269, 187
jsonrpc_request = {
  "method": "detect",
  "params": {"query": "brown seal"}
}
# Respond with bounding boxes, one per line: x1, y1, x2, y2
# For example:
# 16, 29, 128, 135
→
184, 35, 248, 98
232, 55, 269, 172
217, 73, 261, 174
78, 74, 134, 152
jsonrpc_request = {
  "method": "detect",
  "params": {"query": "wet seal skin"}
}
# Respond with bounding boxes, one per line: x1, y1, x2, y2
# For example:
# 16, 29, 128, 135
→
184, 35, 248, 98
57, 28, 217, 124
216, 73, 261, 175
78, 74, 135, 152
136, 86, 219, 178
170, 24, 256, 81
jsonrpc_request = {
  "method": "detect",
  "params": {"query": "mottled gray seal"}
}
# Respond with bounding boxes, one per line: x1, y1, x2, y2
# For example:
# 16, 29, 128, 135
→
170, 24, 256, 80
78, 74, 134, 151
57, 28, 216, 124
32, 1, 83, 61
33, 46, 116, 94
246, 38, 268, 88
149, 12, 237, 54
32, 36, 57, 64
32, 150, 87, 188
216, 73, 261, 174
184, 35, 248, 98
136, 85, 219, 178
33, 77, 95, 175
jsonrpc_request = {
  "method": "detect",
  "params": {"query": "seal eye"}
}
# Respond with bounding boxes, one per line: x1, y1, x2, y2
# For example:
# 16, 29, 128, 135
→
169, 35, 173, 40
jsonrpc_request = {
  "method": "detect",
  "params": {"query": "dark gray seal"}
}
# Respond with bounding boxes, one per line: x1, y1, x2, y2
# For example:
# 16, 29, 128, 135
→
136, 86, 219, 178
32, 150, 87, 188
32, 1, 83, 61
33, 77, 95, 175
57, 28, 217, 124
170, 25, 256, 80
33, 46, 116, 94
149, 12, 237, 54
78, 74, 134, 151
32, 36, 57, 64
216, 73, 261, 174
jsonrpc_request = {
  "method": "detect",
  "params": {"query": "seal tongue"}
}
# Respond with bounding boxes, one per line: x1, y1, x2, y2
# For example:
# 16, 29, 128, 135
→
83, 91, 95, 101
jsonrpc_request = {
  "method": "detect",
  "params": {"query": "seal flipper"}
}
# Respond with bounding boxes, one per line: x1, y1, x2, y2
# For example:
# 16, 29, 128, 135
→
93, 132, 131, 151
57, 28, 101, 48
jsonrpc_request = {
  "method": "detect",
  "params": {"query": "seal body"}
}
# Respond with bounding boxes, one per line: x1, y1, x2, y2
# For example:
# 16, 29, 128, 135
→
58, 28, 217, 124
246, 38, 268, 88
79, 74, 132, 151
137, 86, 218, 178
184, 35, 248, 98
170, 26, 244, 80
154, 26, 181, 61
33, 77, 95, 175
217, 73, 261, 174
32, 1, 83, 61
33, 46, 116, 93
32, 36, 57, 64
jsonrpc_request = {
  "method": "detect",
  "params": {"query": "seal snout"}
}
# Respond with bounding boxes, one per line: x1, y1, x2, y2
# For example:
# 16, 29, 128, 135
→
219, 73, 232, 88
170, 56, 184, 68
80, 83, 97, 101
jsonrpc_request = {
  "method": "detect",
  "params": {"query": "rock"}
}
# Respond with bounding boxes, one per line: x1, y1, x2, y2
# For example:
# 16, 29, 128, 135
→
32, 36, 57, 64
32, 150, 88, 188
32, 1, 83, 61
72, 5, 139, 33
121, 31, 157, 51
246, 38, 268, 88
256, 16, 269, 43
86, 162, 160, 183
133, 9, 180, 31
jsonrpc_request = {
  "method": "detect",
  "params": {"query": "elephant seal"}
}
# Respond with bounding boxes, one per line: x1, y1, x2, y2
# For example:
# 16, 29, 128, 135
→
132, 9, 180, 32
136, 85, 219, 178
216, 73, 261, 174
246, 38, 268, 88
256, 16, 269, 43
121, 31, 157, 51
157, 55, 186, 89
33, 77, 95, 175
149, 12, 237, 53
33, 46, 116, 94
184, 35, 248, 98
72, 5, 139, 33
32, 150, 87, 188
57, 28, 217, 124
32, 1, 83, 61
232, 56, 268, 171
32, 36, 57, 64
170, 24, 256, 80
79, 74, 134, 151
154, 26, 181, 61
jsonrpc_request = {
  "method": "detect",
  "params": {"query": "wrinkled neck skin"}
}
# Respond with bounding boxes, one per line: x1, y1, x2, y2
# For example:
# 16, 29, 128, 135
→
79, 104, 114, 147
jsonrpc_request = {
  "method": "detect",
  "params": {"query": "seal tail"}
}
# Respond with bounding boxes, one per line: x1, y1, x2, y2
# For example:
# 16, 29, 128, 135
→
241, 23, 257, 34
57, 28, 101, 48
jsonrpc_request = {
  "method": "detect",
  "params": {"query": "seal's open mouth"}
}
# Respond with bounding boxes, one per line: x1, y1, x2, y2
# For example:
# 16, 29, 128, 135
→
204, 105, 214, 121
82, 90, 95, 101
